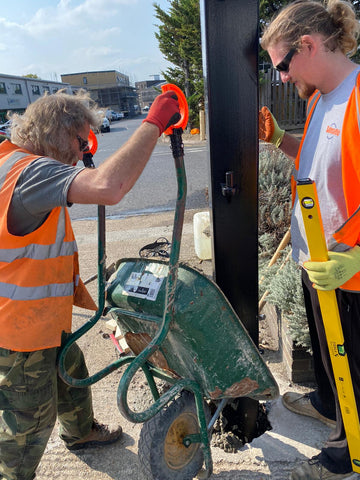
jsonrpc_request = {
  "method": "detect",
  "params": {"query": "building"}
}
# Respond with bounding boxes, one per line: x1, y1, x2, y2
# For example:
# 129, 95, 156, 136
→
0, 74, 71, 123
135, 79, 166, 110
61, 70, 138, 116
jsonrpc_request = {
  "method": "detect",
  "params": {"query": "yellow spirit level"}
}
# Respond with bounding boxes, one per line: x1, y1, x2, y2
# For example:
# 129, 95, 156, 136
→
297, 178, 360, 473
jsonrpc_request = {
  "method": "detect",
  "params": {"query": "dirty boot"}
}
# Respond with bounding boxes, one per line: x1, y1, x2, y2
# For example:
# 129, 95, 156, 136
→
65, 420, 123, 450
282, 392, 335, 427
290, 456, 357, 479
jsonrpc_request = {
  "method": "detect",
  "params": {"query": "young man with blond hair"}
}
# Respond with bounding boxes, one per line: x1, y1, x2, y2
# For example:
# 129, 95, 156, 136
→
260, 0, 360, 478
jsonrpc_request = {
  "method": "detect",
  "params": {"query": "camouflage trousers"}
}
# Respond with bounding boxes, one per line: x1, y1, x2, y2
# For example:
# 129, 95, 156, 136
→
0, 335, 93, 480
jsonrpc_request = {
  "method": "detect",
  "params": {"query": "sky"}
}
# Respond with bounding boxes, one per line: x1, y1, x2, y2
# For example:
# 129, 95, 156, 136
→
0, 0, 172, 85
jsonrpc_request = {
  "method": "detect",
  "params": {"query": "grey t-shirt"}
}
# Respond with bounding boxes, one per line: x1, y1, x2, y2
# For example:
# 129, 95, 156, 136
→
291, 67, 360, 265
8, 157, 84, 236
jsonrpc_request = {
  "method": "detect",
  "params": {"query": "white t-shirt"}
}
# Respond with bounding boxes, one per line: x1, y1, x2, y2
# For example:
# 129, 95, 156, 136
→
291, 67, 360, 265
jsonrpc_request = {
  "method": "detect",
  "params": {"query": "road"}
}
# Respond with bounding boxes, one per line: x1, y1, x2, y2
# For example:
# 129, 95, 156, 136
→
69, 115, 209, 221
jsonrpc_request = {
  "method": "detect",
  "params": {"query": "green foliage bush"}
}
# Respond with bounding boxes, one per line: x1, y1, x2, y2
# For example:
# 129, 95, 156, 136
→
259, 146, 311, 350
258, 146, 292, 274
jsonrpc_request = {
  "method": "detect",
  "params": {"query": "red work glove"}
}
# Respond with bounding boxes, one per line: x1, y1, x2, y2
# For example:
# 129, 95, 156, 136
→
143, 91, 181, 136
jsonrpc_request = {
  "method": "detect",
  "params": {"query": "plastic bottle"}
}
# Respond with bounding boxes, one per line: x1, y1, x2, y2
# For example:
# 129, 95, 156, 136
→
193, 211, 212, 260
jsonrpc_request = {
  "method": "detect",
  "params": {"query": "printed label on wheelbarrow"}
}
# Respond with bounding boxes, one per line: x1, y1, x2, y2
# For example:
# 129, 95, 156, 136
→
123, 264, 165, 301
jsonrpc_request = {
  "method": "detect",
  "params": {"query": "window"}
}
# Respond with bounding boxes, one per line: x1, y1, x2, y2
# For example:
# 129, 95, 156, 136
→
43, 86, 50, 93
13, 84, 22, 94
83, 77, 87, 84
32, 85, 40, 95
52, 88, 58, 94
0, 82, 6, 94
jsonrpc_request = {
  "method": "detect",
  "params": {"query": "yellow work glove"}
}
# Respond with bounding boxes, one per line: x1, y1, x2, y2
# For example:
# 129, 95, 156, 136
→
304, 245, 360, 291
259, 106, 285, 148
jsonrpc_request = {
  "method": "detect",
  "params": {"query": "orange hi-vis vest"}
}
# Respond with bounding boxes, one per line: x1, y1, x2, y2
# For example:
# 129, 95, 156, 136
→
291, 72, 360, 291
0, 141, 96, 351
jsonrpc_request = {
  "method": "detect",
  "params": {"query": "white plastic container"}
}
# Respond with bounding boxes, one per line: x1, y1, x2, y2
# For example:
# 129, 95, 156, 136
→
193, 211, 212, 260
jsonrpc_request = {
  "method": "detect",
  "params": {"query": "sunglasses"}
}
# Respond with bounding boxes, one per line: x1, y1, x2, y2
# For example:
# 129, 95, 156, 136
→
76, 134, 89, 152
275, 48, 297, 73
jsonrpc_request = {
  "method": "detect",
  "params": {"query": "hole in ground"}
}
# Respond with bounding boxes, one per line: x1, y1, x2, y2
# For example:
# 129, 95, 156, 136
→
210, 398, 272, 453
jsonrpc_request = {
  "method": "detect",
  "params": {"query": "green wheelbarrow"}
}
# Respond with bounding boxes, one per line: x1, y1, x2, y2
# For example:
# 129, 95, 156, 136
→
58, 84, 279, 480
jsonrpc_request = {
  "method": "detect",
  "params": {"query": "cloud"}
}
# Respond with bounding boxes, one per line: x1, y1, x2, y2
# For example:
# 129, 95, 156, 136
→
73, 45, 121, 60
24, 0, 137, 36
0, 0, 170, 82
0, 17, 20, 29
116, 56, 160, 67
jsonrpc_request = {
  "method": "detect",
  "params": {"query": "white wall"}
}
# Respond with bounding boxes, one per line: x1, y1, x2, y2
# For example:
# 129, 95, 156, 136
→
0, 74, 72, 113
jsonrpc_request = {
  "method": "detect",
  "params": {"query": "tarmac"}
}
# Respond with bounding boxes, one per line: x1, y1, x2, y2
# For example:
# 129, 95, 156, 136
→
33, 206, 360, 480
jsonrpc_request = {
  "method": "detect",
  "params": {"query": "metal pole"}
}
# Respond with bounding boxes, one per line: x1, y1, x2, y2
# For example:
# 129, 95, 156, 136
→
200, 0, 260, 442
200, 0, 259, 343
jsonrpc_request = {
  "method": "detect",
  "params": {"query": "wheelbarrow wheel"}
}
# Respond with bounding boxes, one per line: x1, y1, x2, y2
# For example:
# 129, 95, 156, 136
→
138, 390, 210, 480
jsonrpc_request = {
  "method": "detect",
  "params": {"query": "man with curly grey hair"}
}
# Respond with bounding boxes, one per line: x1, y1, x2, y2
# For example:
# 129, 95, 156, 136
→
259, 0, 360, 479
0, 89, 180, 479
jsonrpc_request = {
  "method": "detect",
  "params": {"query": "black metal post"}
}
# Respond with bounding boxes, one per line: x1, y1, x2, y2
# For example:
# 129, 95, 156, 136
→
200, 0, 260, 441
201, 0, 259, 342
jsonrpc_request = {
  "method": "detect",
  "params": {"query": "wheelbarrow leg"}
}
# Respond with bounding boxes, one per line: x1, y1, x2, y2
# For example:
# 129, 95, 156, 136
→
207, 398, 228, 433
198, 398, 228, 478
193, 390, 213, 479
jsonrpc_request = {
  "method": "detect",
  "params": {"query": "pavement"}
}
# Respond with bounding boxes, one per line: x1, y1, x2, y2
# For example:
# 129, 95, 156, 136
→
33, 206, 360, 480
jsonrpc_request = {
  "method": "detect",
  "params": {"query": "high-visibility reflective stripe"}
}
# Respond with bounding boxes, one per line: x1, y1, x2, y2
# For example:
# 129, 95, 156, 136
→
306, 91, 321, 116
0, 152, 29, 188
56, 207, 66, 241
0, 239, 77, 263
54, 208, 77, 249
0, 203, 77, 263
0, 281, 74, 301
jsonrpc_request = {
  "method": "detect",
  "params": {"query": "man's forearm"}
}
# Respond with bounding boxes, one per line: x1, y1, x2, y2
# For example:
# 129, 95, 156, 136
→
68, 122, 159, 205
97, 122, 159, 198
278, 132, 301, 162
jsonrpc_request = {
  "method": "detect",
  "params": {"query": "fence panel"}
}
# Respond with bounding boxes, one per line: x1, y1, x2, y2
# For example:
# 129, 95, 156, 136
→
259, 68, 306, 130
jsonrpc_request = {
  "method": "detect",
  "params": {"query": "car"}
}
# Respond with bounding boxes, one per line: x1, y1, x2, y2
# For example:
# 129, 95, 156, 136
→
110, 111, 124, 120
100, 116, 110, 133
110, 111, 118, 121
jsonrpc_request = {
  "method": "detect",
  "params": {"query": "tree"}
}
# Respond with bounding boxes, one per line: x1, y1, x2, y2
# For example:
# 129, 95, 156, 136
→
153, 0, 203, 129
259, 0, 290, 25
23, 74, 41, 79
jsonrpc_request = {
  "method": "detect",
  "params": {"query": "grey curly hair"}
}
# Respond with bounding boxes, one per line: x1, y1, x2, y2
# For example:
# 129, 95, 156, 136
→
10, 89, 100, 164
261, 0, 360, 57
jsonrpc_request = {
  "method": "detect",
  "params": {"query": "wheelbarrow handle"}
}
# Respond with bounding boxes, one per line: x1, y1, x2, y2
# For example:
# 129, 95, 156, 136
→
118, 90, 189, 422
161, 83, 189, 135
58, 140, 115, 387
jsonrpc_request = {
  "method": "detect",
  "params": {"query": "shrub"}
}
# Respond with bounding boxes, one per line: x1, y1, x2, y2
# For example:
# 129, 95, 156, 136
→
258, 146, 310, 350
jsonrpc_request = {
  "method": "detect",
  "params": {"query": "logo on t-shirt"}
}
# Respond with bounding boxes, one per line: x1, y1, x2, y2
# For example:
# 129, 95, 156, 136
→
326, 123, 340, 139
